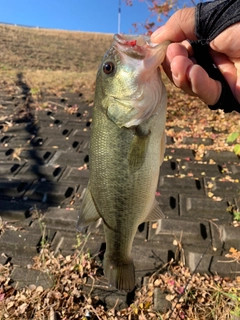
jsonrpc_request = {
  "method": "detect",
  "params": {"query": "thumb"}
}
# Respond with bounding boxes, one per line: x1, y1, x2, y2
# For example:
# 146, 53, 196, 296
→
151, 7, 197, 43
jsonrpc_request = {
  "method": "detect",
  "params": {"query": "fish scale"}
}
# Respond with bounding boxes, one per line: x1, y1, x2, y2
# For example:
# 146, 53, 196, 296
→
77, 34, 169, 291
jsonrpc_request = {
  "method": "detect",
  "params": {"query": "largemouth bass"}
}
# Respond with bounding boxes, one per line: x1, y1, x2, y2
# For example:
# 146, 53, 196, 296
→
77, 34, 169, 292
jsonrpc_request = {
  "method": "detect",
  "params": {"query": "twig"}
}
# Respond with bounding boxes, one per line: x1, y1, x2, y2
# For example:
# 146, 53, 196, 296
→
45, 100, 66, 109
168, 239, 212, 319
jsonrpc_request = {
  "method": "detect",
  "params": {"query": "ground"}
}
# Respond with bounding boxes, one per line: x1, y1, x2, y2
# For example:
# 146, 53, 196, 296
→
0, 24, 240, 319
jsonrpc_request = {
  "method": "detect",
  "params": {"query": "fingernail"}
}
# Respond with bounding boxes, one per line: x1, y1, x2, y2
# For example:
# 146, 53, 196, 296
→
172, 73, 179, 82
151, 26, 165, 41
171, 70, 180, 83
171, 66, 179, 80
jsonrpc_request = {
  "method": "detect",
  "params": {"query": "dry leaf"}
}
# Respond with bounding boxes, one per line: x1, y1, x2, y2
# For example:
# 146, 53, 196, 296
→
165, 294, 175, 301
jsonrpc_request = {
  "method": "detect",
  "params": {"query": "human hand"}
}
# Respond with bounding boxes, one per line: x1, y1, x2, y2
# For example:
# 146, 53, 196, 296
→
151, 7, 240, 105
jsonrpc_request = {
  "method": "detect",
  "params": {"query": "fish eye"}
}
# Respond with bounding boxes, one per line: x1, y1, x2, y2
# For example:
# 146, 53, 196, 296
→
103, 61, 115, 75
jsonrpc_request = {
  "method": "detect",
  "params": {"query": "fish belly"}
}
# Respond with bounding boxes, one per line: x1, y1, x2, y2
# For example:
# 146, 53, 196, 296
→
89, 100, 165, 291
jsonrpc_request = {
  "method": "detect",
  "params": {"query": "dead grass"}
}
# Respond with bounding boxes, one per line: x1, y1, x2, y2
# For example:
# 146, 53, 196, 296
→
0, 224, 239, 320
0, 69, 97, 102
0, 24, 113, 72
0, 241, 239, 320
0, 24, 113, 101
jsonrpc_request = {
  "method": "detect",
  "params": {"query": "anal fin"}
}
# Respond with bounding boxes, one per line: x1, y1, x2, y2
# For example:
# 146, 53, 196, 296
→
144, 199, 165, 222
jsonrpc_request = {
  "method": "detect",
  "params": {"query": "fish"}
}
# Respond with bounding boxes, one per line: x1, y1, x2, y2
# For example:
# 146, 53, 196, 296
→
77, 34, 169, 292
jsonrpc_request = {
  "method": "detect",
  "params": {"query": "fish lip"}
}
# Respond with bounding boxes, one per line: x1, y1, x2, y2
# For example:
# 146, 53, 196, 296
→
113, 34, 164, 60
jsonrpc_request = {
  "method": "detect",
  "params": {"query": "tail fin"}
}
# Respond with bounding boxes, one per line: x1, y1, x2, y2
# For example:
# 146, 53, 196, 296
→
103, 256, 135, 292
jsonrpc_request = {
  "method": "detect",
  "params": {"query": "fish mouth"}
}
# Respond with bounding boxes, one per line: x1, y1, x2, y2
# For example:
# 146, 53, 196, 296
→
113, 34, 148, 59
113, 34, 169, 69
105, 34, 169, 128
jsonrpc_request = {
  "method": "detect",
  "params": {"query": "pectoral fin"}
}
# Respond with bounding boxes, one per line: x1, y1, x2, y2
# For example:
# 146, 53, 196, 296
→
160, 132, 166, 166
128, 135, 150, 172
76, 185, 101, 231
144, 200, 165, 222
128, 126, 150, 172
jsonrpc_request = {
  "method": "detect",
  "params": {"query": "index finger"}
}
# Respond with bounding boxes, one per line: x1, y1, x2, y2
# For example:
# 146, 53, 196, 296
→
151, 8, 197, 43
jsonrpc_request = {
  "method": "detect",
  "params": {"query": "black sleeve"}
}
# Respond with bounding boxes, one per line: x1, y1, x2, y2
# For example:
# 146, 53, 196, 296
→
192, 0, 240, 113
195, 0, 240, 44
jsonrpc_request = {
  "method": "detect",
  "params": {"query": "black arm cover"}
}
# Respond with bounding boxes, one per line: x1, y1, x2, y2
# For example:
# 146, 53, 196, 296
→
193, 0, 240, 112
196, 0, 240, 44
